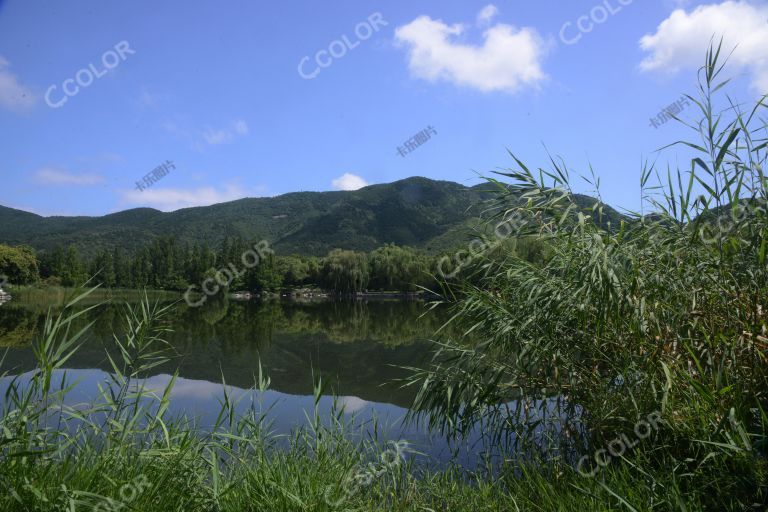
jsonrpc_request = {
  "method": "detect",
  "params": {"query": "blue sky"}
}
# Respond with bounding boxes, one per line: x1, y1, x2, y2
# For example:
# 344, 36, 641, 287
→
0, 0, 766, 216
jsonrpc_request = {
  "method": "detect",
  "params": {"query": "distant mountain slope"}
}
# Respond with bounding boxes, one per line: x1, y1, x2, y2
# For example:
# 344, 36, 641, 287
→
0, 177, 622, 257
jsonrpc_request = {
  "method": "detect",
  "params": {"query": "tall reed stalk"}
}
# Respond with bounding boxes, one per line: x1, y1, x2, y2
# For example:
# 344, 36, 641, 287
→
406, 43, 768, 510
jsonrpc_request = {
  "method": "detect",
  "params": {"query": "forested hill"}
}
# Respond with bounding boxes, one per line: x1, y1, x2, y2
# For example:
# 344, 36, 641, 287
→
0, 177, 621, 257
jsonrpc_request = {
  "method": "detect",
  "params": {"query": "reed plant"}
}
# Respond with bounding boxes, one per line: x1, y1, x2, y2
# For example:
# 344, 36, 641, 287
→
407, 43, 768, 510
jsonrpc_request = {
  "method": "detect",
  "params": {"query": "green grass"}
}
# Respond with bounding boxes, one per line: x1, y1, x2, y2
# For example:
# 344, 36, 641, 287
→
2, 288, 745, 512
7, 284, 178, 308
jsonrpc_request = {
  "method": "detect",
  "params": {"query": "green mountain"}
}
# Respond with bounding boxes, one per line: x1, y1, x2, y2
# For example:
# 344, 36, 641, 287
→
0, 177, 622, 257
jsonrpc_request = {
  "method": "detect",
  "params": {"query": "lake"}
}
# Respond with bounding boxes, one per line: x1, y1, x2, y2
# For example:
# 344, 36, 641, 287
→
0, 291, 503, 469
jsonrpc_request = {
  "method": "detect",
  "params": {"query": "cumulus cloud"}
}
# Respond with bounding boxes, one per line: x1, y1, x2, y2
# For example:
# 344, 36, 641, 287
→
394, 5, 548, 93
0, 55, 36, 112
203, 120, 249, 145
639, 1, 768, 92
477, 4, 499, 25
337, 396, 370, 414
121, 183, 256, 211
332, 173, 369, 191
143, 374, 249, 401
35, 167, 105, 186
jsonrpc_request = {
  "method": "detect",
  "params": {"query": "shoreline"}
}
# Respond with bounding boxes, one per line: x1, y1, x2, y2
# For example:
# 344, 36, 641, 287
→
230, 289, 438, 302
4, 284, 438, 306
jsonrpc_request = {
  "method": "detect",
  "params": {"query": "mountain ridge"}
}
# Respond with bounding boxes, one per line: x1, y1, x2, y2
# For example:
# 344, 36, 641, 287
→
0, 176, 620, 257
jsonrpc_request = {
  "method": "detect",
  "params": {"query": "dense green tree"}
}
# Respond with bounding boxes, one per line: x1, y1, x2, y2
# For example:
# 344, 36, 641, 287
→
368, 244, 426, 291
0, 244, 39, 285
30, 238, 548, 295
39, 246, 64, 281
89, 249, 116, 287
62, 246, 87, 286
319, 249, 369, 293
130, 248, 151, 288
277, 255, 311, 287
113, 248, 130, 287
40, 245, 87, 286
246, 253, 283, 292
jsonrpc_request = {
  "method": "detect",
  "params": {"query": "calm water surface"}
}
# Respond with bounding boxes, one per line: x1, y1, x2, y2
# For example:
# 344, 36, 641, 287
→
0, 292, 498, 468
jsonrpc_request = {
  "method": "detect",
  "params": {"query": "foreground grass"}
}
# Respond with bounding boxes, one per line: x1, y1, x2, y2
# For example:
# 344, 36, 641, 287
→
2, 290, 761, 512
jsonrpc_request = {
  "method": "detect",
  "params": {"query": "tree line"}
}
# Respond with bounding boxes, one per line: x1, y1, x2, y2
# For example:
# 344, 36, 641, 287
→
0, 239, 442, 294
0, 232, 550, 294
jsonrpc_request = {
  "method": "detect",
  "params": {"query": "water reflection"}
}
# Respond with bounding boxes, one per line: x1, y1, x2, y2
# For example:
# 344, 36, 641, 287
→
0, 296, 446, 408
0, 366, 491, 468
1, 295, 528, 467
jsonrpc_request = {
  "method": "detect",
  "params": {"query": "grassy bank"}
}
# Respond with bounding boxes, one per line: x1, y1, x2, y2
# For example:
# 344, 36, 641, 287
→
5, 284, 178, 307
0, 289, 646, 512
3, 289, 747, 512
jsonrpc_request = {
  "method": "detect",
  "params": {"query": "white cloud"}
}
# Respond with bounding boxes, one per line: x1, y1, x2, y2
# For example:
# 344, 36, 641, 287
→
203, 120, 249, 145
639, 1, 768, 92
142, 374, 249, 401
35, 167, 105, 186
121, 183, 257, 211
394, 6, 548, 93
332, 173, 369, 191
477, 4, 499, 25
337, 396, 370, 414
0, 55, 36, 112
